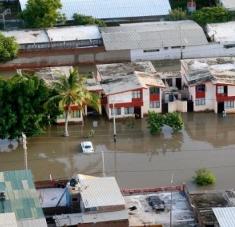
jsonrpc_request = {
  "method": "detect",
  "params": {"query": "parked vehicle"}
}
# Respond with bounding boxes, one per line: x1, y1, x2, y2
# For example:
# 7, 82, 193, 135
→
146, 195, 165, 211
80, 141, 94, 153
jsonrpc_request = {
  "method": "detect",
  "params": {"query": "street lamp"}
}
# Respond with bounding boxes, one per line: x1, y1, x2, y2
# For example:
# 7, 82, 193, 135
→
22, 132, 28, 170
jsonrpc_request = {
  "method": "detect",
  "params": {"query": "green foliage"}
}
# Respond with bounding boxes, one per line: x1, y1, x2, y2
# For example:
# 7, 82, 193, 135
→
165, 112, 184, 132
147, 112, 164, 135
192, 7, 231, 26
147, 111, 184, 135
194, 168, 216, 186
168, 8, 188, 21
73, 13, 106, 26
21, 0, 63, 28
0, 74, 59, 139
0, 33, 19, 63
170, 0, 216, 10
48, 68, 100, 136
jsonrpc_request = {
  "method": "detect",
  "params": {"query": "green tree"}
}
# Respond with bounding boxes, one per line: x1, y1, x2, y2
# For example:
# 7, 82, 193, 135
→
21, 0, 63, 28
48, 68, 100, 137
0, 33, 19, 63
194, 168, 216, 186
168, 8, 188, 21
192, 6, 231, 26
0, 73, 57, 139
73, 13, 106, 26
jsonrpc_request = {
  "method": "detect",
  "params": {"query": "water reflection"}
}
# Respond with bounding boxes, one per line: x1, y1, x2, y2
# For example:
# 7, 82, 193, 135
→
1, 113, 235, 190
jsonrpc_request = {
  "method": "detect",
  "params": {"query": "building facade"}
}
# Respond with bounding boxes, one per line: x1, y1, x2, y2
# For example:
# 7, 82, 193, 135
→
96, 62, 165, 119
181, 58, 235, 113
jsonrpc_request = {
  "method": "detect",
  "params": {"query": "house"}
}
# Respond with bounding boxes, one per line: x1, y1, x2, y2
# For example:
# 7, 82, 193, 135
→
21, 66, 102, 124
101, 20, 208, 61
189, 191, 235, 227
0, 170, 47, 227
181, 57, 235, 113
52, 175, 129, 227
19, 0, 171, 23
96, 62, 165, 119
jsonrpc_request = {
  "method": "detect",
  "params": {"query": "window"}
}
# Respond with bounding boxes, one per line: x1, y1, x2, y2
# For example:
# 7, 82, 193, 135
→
124, 107, 134, 115
196, 84, 205, 92
195, 99, 205, 106
225, 100, 234, 109
132, 90, 141, 99
57, 113, 65, 119
171, 46, 181, 49
111, 108, 121, 116
150, 101, 160, 108
217, 86, 224, 94
150, 87, 160, 95
143, 49, 160, 52
71, 110, 80, 118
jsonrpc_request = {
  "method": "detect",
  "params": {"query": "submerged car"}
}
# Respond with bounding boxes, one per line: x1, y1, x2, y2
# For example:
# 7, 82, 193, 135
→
80, 141, 94, 153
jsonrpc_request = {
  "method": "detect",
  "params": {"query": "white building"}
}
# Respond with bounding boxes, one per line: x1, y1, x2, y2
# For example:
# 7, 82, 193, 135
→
19, 0, 171, 22
181, 57, 235, 113
53, 176, 128, 227
101, 20, 208, 61
96, 62, 165, 119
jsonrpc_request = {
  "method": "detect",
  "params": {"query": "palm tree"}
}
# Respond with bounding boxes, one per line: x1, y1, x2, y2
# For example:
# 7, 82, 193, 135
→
48, 68, 100, 137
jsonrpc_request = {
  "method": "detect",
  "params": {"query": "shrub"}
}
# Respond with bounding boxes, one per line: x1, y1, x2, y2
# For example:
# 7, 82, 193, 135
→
191, 6, 231, 26
0, 33, 19, 63
165, 112, 184, 132
73, 13, 106, 26
168, 8, 188, 21
147, 111, 164, 135
194, 168, 216, 186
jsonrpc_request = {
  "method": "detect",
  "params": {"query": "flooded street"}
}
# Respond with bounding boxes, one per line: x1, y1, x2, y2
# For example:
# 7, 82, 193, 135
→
1, 113, 235, 191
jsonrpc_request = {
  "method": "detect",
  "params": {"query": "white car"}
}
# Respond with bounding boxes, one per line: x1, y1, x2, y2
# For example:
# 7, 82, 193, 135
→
80, 141, 94, 153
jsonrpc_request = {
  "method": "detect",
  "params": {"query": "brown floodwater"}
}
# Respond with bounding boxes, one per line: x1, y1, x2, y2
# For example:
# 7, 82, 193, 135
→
1, 113, 235, 191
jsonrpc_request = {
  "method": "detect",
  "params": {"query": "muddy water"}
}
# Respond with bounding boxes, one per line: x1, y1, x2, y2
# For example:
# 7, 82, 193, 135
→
1, 113, 235, 191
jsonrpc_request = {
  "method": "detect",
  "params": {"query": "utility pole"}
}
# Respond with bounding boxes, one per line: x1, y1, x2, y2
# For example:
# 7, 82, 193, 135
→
101, 150, 105, 177
112, 103, 117, 143
22, 132, 28, 170
170, 173, 174, 227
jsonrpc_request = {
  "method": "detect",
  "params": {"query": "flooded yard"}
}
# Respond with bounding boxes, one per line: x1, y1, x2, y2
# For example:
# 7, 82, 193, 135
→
1, 113, 235, 191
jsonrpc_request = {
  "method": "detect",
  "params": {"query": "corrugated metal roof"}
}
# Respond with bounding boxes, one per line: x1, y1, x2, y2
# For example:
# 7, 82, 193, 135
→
213, 207, 235, 227
0, 170, 46, 226
219, 0, 235, 11
101, 20, 208, 51
17, 218, 47, 227
0, 213, 17, 227
80, 177, 125, 209
46, 25, 101, 42
19, 0, 171, 20
2, 29, 48, 44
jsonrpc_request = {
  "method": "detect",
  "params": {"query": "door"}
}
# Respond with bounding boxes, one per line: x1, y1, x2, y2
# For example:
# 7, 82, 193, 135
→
187, 100, 194, 112
217, 102, 224, 113
162, 102, 168, 113
176, 78, 182, 90
134, 107, 141, 118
